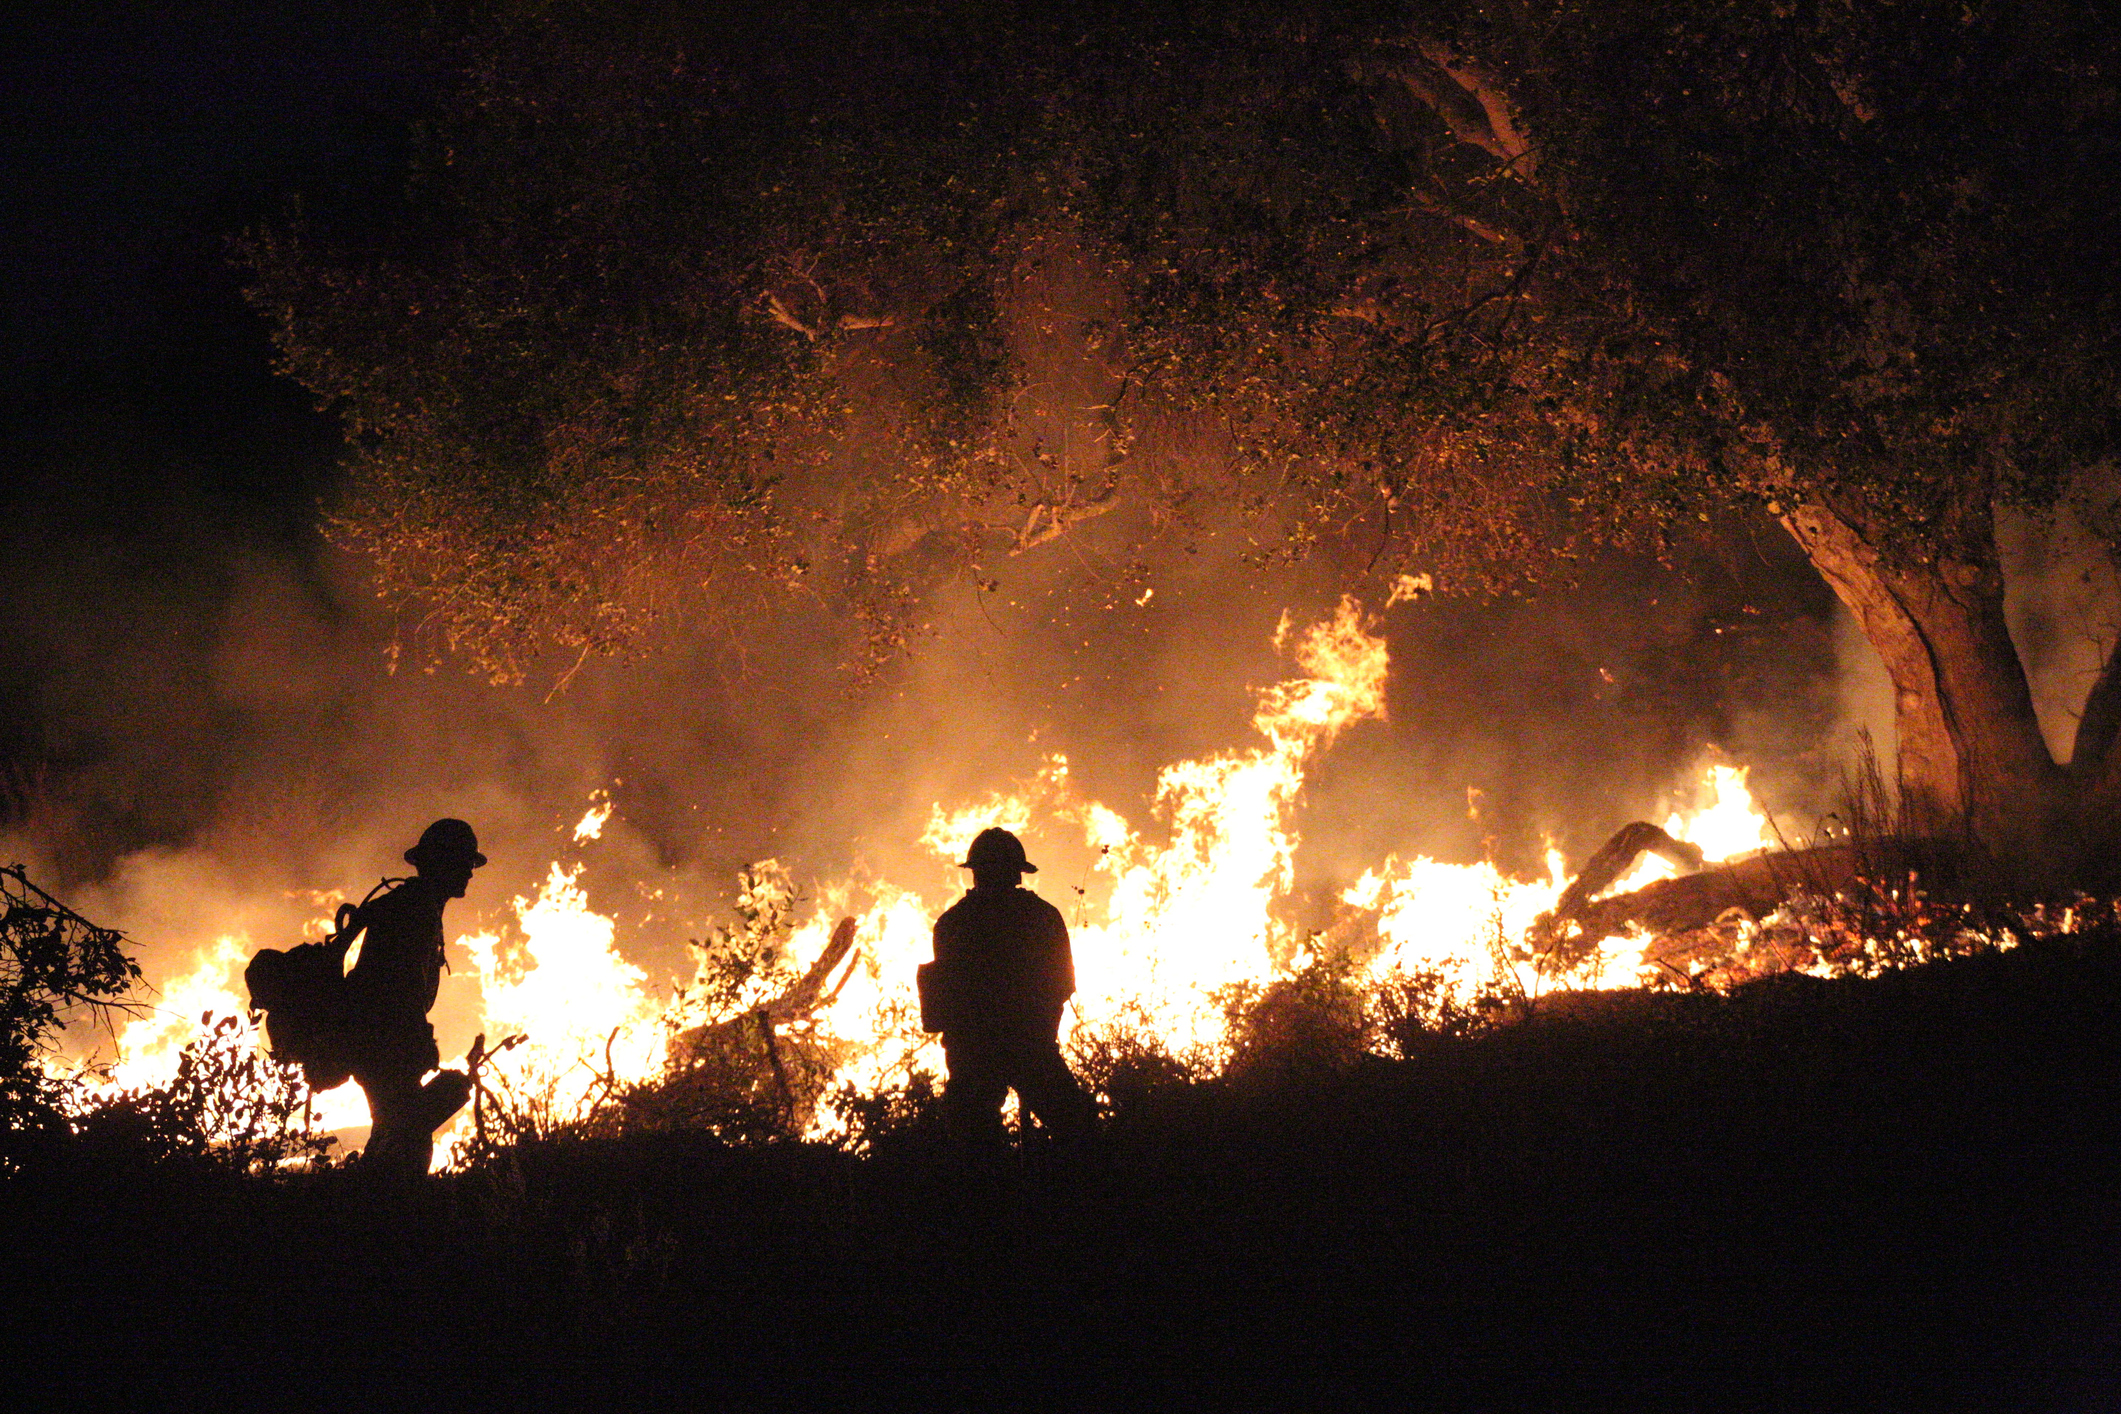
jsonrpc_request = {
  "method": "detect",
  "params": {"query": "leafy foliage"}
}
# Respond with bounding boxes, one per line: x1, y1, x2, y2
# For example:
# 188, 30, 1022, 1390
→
1066, 1006, 1205, 1123
620, 862, 858, 1140
1217, 953, 1376, 1082
250, 1, 2121, 697
674, 861, 807, 1020
0, 863, 142, 1164
1367, 962, 1516, 1060
70, 1012, 338, 1173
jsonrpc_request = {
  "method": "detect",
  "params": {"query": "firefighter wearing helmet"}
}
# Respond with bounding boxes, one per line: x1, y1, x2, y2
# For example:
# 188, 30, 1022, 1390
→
920, 827, 1094, 1147
341, 818, 486, 1176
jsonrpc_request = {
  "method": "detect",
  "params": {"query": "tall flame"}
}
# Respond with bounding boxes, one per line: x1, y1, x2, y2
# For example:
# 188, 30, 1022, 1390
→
453, 863, 664, 1139
88, 596, 1779, 1161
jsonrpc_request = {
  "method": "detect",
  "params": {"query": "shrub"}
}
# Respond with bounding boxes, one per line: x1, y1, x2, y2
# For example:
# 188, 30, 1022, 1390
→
1366, 964, 1513, 1060
823, 1069, 944, 1155
1218, 953, 1373, 1083
1, 863, 142, 1171
1068, 1000, 1206, 1121
71, 1012, 338, 1173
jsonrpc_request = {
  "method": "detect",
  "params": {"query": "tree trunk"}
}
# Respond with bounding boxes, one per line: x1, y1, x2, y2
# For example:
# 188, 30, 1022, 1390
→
1781, 497, 2080, 872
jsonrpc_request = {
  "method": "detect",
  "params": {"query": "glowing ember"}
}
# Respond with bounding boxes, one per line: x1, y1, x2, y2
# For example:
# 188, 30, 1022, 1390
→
573, 793, 614, 843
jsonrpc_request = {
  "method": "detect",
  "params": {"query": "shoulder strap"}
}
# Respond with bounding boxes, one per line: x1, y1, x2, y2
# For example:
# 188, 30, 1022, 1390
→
362, 875, 408, 907
327, 876, 408, 958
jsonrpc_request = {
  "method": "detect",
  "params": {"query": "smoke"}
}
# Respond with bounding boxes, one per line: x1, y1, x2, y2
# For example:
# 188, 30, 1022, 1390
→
3, 442, 1871, 1057
1999, 503, 2121, 765
1828, 602, 1899, 794
0, 4, 1890, 1112
0, 212, 1866, 1057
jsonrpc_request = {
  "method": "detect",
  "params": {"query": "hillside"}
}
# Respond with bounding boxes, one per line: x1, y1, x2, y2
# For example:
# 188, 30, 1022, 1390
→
8, 936, 2121, 1407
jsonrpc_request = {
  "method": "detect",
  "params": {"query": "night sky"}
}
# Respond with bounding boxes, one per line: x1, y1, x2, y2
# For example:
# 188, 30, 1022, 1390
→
1, 4, 415, 850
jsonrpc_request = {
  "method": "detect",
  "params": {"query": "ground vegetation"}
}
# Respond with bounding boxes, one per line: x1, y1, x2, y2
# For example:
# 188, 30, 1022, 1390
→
0, 863, 141, 1169
9, 927, 2121, 1404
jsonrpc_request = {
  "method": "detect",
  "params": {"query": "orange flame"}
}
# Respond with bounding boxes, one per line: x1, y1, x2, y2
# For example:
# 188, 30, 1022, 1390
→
91, 596, 1779, 1160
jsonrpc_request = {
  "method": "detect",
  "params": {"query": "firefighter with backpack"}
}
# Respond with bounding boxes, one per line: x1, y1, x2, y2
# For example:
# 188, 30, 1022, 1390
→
248, 818, 485, 1177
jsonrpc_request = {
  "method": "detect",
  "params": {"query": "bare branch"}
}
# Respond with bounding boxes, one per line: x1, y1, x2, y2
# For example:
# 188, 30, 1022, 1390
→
762, 286, 895, 341
1416, 41, 1539, 182
762, 291, 822, 341
759, 917, 859, 1026
1009, 483, 1122, 556
1407, 189, 1512, 245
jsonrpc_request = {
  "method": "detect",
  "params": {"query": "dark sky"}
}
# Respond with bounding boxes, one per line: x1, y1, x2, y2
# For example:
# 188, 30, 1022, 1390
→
4, 5, 413, 380
1, 4, 415, 846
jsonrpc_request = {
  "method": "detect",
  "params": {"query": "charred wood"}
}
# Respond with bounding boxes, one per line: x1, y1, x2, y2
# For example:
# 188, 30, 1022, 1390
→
1536, 821, 1968, 980
1541, 822, 1703, 939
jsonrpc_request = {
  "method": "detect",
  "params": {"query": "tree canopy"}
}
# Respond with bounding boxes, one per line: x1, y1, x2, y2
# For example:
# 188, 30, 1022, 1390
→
251, 0, 2121, 861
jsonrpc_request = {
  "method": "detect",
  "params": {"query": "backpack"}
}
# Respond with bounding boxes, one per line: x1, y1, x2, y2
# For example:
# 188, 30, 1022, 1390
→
915, 960, 962, 1034
244, 880, 395, 1090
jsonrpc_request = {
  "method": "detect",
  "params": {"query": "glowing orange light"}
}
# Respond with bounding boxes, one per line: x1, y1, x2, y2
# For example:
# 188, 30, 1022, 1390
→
91, 598, 1785, 1160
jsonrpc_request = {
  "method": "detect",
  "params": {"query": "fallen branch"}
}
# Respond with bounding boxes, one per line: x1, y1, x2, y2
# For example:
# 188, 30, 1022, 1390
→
678, 916, 861, 1054
1535, 824, 1966, 970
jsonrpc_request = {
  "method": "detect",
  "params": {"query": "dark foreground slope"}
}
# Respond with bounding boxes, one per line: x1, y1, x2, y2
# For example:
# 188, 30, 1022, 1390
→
9, 938, 2121, 1409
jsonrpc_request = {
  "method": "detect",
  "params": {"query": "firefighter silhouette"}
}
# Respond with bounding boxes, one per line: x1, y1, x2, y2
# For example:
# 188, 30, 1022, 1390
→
923, 827, 1094, 1147
343, 818, 483, 1176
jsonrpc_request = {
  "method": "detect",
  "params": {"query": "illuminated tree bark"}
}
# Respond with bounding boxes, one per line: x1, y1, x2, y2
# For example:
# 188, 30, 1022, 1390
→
1782, 496, 2082, 861
1376, 5, 2121, 871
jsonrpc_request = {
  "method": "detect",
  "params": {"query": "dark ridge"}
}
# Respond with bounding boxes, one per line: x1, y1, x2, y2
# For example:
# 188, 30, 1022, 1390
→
10, 934, 2120, 1406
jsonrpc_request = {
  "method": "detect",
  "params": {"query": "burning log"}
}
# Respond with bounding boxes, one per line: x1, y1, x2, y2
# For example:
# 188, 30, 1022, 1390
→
659, 917, 862, 1128
1537, 820, 1963, 979
1565, 846, 1862, 948
1543, 822, 1705, 934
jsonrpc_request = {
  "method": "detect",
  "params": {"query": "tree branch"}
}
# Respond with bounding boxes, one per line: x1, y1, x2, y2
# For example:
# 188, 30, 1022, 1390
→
1415, 41, 1539, 183
762, 291, 821, 341
1009, 484, 1122, 555
759, 917, 859, 1026
1406, 189, 1511, 245
761, 292, 896, 342
1359, 39, 1539, 185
